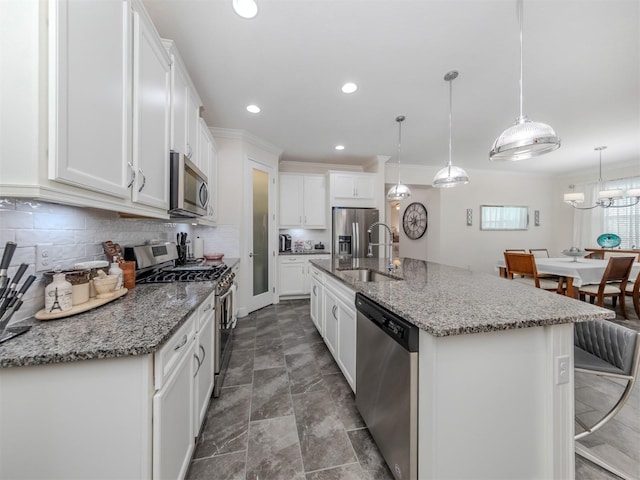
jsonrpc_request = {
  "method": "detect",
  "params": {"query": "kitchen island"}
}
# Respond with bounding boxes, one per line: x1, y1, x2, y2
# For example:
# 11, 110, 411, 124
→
0, 259, 238, 480
310, 256, 614, 480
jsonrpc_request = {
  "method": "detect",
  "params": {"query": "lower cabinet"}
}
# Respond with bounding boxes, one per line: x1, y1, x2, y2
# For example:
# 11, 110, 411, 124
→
0, 293, 215, 480
279, 254, 330, 298
311, 266, 357, 392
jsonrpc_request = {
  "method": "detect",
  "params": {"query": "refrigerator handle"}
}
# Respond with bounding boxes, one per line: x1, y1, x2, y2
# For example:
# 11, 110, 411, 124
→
354, 222, 360, 258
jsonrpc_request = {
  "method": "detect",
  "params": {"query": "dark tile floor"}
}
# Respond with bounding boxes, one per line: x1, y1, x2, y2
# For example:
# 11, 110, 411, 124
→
187, 299, 393, 480
187, 298, 640, 480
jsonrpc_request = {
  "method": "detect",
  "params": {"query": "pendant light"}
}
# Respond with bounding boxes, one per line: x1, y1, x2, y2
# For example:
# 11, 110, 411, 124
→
433, 71, 469, 188
489, 0, 560, 161
387, 115, 411, 200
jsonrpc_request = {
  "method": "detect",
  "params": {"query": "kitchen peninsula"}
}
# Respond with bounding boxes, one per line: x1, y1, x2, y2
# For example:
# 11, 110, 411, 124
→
310, 257, 614, 480
0, 259, 239, 480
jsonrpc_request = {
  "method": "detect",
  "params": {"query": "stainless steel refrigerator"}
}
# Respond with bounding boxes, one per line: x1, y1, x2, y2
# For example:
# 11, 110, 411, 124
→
332, 207, 380, 258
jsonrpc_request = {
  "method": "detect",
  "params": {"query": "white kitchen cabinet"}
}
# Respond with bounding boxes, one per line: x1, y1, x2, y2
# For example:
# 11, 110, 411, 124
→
279, 173, 326, 228
1, 0, 174, 219
193, 292, 215, 435
323, 274, 357, 391
329, 171, 377, 208
278, 254, 330, 298
163, 39, 202, 166
198, 119, 218, 224
279, 256, 307, 296
310, 267, 324, 334
48, 0, 132, 199
323, 288, 339, 357
131, 3, 171, 210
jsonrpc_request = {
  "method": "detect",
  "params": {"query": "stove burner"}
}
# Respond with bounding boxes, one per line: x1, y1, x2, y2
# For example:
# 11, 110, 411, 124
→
137, 264, 228, 284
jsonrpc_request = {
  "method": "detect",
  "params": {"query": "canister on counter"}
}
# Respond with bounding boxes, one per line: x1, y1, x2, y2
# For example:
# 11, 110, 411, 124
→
120, 261, 136, 290
73, 261, 109, 298
44, 269, 90, 306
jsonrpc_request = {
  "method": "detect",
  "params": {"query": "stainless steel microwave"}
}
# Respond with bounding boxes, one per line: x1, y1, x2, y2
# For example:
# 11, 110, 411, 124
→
169, 151, 209, 217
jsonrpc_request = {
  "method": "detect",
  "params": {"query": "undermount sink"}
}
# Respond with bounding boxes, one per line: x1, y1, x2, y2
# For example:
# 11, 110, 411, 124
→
338, 268, 401, 283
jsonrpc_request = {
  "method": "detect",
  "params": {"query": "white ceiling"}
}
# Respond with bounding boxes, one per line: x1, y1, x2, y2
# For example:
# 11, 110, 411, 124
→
142, 0, 640, 176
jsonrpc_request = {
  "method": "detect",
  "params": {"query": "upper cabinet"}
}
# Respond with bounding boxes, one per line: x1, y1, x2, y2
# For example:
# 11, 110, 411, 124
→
329, 172, 377, 208
131, 2, 171, 210
48, 0, 132, 199
279, 173, 326, 229
198, 118, 218, 224
163, 39, 203, 166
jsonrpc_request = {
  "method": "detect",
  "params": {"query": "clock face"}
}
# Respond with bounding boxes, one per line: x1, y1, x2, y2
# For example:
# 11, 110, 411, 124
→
402, 202, 428, 240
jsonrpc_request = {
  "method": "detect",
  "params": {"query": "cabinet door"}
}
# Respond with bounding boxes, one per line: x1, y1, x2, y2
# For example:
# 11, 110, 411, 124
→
49, 0, 131, 198
303, 175, 326, 228
186, 88, 201, 165
194, 303, 214, 434
337, 299, 356, 392
332, 174, 356, 199
279, 175, 303, 227
153, 338, 195, 480
169, 60, 189, 155
310, 276, 324, 334
206, 134, 218, 222
323, 289, 339, 356
354, 175, 375, 199
132, 6, 170, 209
279, 258, 306, 296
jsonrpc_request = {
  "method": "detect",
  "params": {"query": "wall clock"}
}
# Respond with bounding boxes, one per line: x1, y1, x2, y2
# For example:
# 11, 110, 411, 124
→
403, 202, 428, 240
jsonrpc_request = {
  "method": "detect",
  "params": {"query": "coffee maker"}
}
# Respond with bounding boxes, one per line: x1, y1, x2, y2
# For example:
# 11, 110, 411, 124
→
279, 234, 292, 252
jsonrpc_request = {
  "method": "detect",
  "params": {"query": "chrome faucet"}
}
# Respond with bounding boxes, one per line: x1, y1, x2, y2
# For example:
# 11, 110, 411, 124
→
366, 221, 397, 271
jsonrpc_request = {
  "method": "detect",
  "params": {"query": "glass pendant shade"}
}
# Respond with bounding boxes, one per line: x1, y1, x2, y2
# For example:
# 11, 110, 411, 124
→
433, 164, 470, 188
563, 192, 584, 204
490, 115, 560, 161
489, 1, 560, 161
598, 189, 624, 200
387, 182, 411, 200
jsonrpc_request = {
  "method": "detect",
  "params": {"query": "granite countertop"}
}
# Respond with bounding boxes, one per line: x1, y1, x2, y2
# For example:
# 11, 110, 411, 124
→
0, 259, 239, 368
310, 257, 615, 337
279, 250, 331, 255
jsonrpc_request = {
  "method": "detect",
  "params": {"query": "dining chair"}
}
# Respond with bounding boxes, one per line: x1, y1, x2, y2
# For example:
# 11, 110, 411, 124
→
577, 256, 635, 319
529, 248, 549, 258
503, 252, 564, 293
621, 269, 640, 319
574, 319, 640, 480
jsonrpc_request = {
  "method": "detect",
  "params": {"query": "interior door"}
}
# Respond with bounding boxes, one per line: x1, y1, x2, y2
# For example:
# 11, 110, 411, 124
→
247, 160, 275, 312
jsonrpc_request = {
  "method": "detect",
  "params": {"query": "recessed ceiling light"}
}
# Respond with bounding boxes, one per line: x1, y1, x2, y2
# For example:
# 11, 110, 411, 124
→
246, 104, 260, 113
232, 0, 258, 19
341, 82, 358, 94
335, 145, 345, 151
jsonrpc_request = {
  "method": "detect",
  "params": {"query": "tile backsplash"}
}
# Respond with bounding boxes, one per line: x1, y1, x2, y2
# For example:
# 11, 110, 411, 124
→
0, 198, 238, 323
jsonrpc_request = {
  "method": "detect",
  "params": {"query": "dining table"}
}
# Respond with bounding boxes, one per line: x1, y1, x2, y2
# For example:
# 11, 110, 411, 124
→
497, 256, 640, 298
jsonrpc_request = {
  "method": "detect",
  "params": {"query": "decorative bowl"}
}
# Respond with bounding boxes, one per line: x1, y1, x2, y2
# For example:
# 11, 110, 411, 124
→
93, 274, 119, 298
561, 248, 588, 262
204, 253, 224, 261
597, 233, 621, 248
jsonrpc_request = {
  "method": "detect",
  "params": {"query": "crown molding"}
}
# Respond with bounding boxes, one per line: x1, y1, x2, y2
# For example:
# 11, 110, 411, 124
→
209, 127, 283, 156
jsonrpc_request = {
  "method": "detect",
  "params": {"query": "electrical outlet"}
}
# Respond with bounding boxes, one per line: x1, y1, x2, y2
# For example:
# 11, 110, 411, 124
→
36, 244, 53, 272
555, 354, 570, 385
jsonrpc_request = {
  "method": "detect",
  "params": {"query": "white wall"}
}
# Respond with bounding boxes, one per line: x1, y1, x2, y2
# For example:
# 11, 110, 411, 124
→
386, 164, 557, 274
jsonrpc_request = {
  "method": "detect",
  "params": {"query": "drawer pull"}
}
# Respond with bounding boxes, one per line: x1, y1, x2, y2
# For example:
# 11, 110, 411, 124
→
174, 334, 187, 351
332, 305, 338, 319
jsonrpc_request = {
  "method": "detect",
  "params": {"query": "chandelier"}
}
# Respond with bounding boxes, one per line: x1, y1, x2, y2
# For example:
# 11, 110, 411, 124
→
563, 146, 640, 209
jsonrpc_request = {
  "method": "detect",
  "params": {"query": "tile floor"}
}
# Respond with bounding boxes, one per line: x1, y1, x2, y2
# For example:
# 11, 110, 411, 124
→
187, 298, 640, 480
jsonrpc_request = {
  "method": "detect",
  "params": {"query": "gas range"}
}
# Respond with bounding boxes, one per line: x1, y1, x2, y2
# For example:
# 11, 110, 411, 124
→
125, 242, 233, 293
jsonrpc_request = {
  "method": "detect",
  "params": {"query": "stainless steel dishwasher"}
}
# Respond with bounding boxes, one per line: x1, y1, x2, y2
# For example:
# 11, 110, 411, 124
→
355, 293, 419, 480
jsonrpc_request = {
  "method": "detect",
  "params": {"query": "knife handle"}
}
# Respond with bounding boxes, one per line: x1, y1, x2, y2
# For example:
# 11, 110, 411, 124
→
17, 275, 36, 295
11, 264, 28, 288
0, 242, 17, 271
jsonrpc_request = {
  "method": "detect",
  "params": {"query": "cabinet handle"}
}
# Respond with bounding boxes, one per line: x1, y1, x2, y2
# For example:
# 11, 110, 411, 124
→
332, 305, 337, 319
193, 352, 201, 377
187, 143, 192, 159
173, 334, 187, 351
304, 216, 307, 224
127, 162, 136, 188
313, 285, 317, 296
138, 168, 146, 192
199, 344, 206, 363
299, 216, 302, 224
203, 303, 212, 312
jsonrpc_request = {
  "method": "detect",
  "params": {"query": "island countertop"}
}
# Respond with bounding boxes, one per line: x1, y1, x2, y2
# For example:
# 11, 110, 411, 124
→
0, 259, 239, 368
310, 257, 614, 337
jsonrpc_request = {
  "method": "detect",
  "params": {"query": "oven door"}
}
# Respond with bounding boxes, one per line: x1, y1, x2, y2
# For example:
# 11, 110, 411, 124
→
213, 284, 236, 397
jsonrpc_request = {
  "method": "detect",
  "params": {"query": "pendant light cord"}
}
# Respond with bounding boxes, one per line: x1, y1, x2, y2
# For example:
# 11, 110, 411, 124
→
395, 115, 405, 186
448, 75, 453, 173
518, 0, 524, 119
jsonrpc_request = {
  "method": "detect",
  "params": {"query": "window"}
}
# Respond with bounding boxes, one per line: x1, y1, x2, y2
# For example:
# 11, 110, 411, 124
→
480, 205, 529, 231
601, 177, 640, 249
